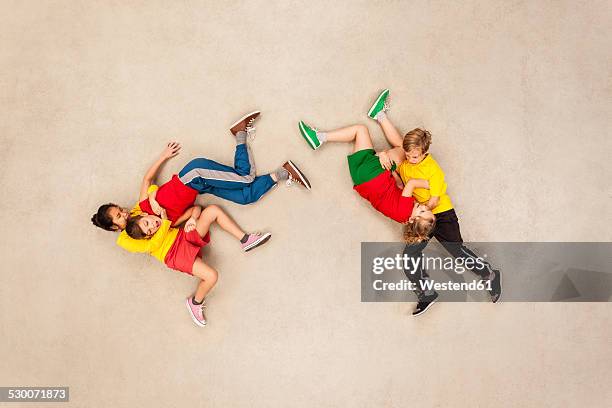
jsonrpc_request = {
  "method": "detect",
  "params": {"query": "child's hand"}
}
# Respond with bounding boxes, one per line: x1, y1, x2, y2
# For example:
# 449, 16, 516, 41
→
159, 208, 168, 220
377, 151, 394, 170
150, 198, 163, 216
160, 142, 181, 160
184, 217, 197, 232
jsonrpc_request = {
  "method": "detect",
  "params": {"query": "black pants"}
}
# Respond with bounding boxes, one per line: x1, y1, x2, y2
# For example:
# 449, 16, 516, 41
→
403, 209, 495, 298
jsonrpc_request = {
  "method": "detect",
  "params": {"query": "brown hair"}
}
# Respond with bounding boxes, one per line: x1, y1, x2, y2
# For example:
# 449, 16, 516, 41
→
403, 128, 432, 153
125, 215, 148, 239
91, 203, 119, 231
403, 217, 436, 244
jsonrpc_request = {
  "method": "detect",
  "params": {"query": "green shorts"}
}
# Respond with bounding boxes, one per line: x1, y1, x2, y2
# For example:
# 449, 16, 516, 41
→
347, 149, 386, 185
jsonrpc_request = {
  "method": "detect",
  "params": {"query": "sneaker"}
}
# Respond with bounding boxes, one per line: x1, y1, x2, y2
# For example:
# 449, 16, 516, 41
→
298, 120, 321, 150
412, 292, 439, 316
230, 111, 261, 136
185, 297, 207, 327
283, 160, 312, 190
367, 89, 390, 119
241, 232, 272, 252
488, 270, 502, 303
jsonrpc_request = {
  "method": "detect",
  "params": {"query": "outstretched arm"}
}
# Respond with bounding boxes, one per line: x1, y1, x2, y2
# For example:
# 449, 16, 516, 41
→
138, 142, 181, 202
174, 205, 202, 229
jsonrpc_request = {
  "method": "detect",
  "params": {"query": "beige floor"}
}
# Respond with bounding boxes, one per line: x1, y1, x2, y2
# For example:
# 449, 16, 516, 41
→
1, 1, 611, 407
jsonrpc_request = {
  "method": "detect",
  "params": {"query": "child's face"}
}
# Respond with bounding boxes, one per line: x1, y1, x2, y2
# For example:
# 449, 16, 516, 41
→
108, 206, 129, 230
137, 214, 162, 236
409, 202, 435, 223
405, 148, 425, 164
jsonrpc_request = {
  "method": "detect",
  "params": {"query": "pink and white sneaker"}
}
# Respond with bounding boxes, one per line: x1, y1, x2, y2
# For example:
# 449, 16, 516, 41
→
241, 232, 272, 252
185, 297, 207, 327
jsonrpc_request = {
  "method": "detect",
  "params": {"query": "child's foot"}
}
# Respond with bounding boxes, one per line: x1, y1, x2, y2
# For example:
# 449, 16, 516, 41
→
241, 232, 272, 252
412, 292, 439, 316
230, 111, 261, 136
283, 160, 312, 190
298, 120, 322, 150
185, 297, 207, 327
488, 270, 502, 303
367, 89, 390, 119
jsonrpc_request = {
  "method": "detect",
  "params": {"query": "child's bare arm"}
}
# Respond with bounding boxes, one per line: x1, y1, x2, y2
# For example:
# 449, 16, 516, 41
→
401, 178, 430, 197
147, 189, 162, 215
425, 196, 440, 210
379, 116, 403, 148
138, 142, 181, 201
173, 205, 202, 228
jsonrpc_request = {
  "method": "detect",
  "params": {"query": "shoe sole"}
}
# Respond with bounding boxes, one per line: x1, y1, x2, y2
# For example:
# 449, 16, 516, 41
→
244, 232, 272, 252
286, 160, 312, 190
299, 121, 320, 150
412, 297, 438, 316
230, 110, 261, 130
368, 89, 389, 118
185, 299, 207, 327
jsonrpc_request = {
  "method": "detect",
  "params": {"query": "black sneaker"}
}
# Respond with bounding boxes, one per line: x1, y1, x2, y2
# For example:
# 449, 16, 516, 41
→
412, 292, 439, 316
489, 270, 502, 303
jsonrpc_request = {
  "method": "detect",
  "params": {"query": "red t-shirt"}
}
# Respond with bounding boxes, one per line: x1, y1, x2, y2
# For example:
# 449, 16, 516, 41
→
353, 171, 415, 223
139, 175, 198, 222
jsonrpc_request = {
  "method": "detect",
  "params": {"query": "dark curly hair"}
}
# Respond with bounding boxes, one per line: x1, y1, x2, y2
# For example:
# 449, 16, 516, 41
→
91, 203, 118, 231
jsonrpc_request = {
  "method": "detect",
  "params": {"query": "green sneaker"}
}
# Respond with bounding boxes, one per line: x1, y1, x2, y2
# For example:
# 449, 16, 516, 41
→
367, 89, 390, 119
298, 121, 321, 150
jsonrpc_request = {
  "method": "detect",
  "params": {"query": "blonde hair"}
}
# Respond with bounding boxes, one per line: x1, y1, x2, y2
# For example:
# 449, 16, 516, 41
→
403, 128, 432, 153
403, 217, 436, 244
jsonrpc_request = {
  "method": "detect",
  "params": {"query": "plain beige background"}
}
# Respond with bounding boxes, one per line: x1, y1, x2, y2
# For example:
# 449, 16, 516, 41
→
1, 1, 611, 407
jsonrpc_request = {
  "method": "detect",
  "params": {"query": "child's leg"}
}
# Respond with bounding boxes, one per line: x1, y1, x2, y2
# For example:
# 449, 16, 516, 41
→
233, 132, 256, 177
322, 124, 374, 153
206, 175, 277, 205
299, 121, 374, 152
195, 203, 271, 252
191, 259, 219, 303
377, 116, 404, 148
179, 157, 255, 190
434, 210, 496, 279
403, 241, 437, 299
195, 204, 245, 241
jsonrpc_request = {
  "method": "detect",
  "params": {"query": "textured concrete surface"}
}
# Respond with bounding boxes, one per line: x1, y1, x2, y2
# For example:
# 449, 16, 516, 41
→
1, 1, 611, 407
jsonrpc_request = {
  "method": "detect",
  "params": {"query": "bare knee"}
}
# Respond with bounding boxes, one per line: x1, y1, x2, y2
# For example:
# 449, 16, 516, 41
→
203, 204, 222, 217
192, 260, 219, 284
205, 268, 218, 285
354, 124, 368, 135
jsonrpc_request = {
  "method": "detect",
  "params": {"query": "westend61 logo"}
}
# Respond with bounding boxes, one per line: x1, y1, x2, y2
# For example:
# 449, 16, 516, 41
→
371, 253, 491, 292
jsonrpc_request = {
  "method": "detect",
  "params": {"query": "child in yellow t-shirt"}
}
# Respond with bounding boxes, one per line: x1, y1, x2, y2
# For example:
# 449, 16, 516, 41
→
124, 205, 271, 327
367, 89, 502, 314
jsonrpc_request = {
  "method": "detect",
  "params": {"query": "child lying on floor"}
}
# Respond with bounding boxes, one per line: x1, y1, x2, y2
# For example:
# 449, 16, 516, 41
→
125, 204, 271, 327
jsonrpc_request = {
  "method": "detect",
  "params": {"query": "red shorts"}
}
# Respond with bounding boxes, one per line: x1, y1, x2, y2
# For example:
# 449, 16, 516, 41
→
164, 229, 211, 275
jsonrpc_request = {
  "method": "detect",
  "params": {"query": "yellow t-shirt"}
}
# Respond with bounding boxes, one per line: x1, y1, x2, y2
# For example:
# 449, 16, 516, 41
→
115, 185, 179, 264
397, 154, 453, 214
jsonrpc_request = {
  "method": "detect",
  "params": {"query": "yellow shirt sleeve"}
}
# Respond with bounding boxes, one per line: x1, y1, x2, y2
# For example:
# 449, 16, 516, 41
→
116, 219, 172, 254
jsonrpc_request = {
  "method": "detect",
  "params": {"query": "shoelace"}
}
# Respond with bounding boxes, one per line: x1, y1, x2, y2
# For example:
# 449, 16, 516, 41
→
246, 118, 257, 140
383, 100, 390, 112
286, 174, 304, 187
